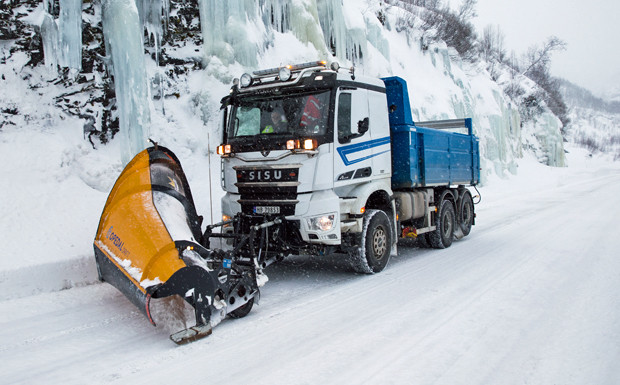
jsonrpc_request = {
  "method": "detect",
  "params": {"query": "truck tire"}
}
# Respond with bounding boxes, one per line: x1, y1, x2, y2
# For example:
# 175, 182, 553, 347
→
349, 209, 392, 274
429, 199, 455, 249
228, 297, 254, 319
415, 233, 432, 248
458, 191, 474, 236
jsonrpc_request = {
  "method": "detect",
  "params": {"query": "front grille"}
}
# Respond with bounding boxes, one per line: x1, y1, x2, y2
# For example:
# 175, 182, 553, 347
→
234, 165, 300, 215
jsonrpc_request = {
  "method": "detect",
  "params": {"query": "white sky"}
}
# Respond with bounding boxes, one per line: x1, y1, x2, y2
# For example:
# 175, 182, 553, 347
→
472, 0, 620, 96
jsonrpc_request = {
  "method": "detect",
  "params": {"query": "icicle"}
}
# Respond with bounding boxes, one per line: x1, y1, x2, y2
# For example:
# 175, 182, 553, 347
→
317, 0, 347, 58
58, 0, 82, 70
102, 0, 151, 165
286, 0, 325, 55
136, 0, 170, 50
135, 0, 169, 115
40, 12, 59, 70
40, 0, 82, 72
43, 0, 56, 16
260, 0, 289, 33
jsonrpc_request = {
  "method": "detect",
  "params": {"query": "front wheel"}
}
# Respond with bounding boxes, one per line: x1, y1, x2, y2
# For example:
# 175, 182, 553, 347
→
349, 209, 392, 274
228, 297, 254, 319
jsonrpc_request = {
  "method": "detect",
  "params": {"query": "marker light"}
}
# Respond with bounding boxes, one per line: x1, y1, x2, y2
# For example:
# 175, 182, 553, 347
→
279, 66, 292, 81
303, 139, 316, 150
222, 214, 232, 228
217, 144, 231, 155
240, 73, 253, 88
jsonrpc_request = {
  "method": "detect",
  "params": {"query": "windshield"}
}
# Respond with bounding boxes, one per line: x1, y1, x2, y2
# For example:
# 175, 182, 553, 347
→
227, 91, 330, 139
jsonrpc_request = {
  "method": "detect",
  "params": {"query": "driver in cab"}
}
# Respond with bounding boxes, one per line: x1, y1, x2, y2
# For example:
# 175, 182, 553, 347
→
262, 109, 288, 133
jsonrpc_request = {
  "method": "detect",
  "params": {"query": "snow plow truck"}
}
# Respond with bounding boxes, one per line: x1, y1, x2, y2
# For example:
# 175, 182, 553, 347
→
94, 60, 480, 344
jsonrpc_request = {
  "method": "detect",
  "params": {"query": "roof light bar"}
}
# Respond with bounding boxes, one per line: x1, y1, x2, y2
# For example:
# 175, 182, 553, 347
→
288, 60, 327, 71
252, 60, 329, 77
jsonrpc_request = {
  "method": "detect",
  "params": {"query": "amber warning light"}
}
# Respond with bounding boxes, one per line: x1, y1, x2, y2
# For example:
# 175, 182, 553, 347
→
217, 144, 231, 155
286, 139, 317, 151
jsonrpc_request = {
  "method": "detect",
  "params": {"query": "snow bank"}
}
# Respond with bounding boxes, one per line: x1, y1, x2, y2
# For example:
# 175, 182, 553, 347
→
0, 256, 98, 300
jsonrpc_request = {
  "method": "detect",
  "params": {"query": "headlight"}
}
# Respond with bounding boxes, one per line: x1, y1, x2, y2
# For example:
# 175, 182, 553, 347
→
307, 214, 336, 232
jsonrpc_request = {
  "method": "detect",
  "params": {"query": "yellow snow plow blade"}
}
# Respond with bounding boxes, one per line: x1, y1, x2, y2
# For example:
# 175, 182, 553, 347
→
93, 145, 261, 344
94, 148, 188, 293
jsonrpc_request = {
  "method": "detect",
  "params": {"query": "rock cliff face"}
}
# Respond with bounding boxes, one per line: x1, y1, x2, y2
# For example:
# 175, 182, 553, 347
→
2, 0, 567, 177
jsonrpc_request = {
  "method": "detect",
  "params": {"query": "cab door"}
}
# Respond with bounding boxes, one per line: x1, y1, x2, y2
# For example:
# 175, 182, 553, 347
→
334, 88, 373, 189
367, 88, 392, 180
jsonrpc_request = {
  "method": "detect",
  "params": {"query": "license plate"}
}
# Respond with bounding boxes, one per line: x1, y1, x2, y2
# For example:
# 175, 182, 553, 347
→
254, 206, 280, 214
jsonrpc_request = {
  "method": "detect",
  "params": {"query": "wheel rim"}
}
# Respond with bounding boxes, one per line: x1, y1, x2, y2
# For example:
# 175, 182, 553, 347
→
462, 201, 472, 225
442, 210, 453, 238
372, 226, 387, 260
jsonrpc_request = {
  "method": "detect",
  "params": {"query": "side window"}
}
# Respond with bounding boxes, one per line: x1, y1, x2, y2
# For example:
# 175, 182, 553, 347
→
337, 93, 352, 143
338, 89, 369, 144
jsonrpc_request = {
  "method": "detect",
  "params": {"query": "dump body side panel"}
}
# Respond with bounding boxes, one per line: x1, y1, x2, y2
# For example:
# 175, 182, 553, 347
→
382, 76, 480, 188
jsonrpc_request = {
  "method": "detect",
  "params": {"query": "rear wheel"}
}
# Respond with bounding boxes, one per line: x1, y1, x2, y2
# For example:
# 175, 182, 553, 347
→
349, 209, 392, 274
429, 199, 456, 249
415, 233, 432, 248
458, 191, 474, 236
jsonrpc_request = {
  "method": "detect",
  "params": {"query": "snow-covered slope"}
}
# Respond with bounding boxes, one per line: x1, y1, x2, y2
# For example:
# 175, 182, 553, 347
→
560, 79, 620, 160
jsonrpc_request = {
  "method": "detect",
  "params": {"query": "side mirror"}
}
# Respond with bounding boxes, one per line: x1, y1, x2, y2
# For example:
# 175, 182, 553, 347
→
358, 117, 369, 135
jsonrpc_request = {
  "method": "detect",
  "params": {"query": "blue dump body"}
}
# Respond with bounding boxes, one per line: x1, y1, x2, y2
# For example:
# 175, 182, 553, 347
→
382, 76, 480, 189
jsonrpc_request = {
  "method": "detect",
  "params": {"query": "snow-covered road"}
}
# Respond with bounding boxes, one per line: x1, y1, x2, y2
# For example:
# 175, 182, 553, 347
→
1, 157, 619, 385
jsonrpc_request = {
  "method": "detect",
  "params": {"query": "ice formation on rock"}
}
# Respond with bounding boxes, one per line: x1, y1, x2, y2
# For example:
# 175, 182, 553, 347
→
196, 0, 368, 68
135, 0, 170, 50
136, 0, 170, 113
40, 0, 82, 71
102, 0, 151, 165
58, 0, 82, 70
198, 0, 261, 67
34, 0, 566, 175
40, 12, 59, 70
523, 113, 566, 167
